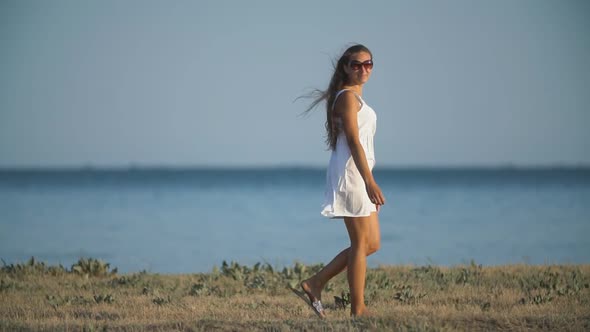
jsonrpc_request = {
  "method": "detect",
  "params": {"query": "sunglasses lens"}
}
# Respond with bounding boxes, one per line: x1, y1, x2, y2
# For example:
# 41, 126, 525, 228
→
350, 62, 362, 70
350, 60, 373, 71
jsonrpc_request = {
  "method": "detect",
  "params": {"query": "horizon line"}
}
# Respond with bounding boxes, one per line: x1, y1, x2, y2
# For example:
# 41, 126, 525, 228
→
1, 163, 590, 172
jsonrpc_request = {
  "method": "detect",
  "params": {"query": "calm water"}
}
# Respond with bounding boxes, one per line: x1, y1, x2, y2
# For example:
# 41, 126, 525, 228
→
1, 168, 589, 273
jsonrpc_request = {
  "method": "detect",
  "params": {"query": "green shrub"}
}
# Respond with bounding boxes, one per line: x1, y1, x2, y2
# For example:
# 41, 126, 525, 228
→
1, 257, 67, 276
71, 258, 117, 277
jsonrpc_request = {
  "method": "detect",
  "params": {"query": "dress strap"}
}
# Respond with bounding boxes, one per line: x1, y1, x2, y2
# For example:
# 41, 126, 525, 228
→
333, 89, 363, 110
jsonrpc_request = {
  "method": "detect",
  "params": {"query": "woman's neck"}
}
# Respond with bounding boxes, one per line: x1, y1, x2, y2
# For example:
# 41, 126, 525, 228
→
342, 84, 363, 96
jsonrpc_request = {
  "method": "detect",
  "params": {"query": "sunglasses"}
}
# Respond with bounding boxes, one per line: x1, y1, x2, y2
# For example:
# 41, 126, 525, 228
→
349, 60, 374, 71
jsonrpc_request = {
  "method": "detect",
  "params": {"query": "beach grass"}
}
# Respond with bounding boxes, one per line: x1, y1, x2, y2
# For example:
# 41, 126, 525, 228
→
1, 257, 589, 331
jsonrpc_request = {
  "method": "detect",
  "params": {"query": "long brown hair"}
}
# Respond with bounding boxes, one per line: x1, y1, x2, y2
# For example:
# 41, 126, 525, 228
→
303, 44, 373, 150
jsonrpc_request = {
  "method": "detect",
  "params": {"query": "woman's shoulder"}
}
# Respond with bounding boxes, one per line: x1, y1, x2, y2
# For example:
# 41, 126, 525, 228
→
335, 89, 360, 99
333, 89, 363, 112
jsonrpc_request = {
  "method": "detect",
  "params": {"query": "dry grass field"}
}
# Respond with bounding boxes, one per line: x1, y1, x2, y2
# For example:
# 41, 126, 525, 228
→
1, 258, 589, 331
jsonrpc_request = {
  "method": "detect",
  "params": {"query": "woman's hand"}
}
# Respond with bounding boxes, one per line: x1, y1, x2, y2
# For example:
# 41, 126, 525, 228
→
365, 180, 385, 209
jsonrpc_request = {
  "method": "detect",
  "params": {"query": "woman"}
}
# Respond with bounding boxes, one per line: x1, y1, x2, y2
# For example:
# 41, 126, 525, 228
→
301, 44, 386, 318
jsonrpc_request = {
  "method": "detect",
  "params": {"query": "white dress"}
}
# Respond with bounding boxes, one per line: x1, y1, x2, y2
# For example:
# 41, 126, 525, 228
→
321, 89, 377, 219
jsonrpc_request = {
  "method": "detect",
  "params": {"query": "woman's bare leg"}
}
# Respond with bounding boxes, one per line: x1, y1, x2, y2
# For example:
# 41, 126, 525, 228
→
301, 247, 350, 303
301, 212, 380, 316
344, 215, 370, 316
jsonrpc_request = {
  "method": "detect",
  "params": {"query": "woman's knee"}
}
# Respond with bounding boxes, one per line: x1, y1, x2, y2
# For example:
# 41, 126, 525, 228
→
366, 238, 380, 256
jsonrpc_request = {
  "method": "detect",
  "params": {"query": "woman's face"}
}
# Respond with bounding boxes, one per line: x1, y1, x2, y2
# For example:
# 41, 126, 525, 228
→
344, 51, 373, 85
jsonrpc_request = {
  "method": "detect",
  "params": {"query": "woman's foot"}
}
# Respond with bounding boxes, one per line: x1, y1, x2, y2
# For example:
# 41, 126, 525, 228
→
300, 278, 325, 318
351, 305, 372, 318
300, 278, 322, 302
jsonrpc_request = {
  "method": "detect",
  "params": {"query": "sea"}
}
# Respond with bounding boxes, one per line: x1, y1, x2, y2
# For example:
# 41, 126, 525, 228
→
1, 167, 589, 274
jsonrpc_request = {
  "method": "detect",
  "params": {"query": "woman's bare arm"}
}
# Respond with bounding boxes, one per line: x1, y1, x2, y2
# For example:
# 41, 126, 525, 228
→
335, 91, 385, 206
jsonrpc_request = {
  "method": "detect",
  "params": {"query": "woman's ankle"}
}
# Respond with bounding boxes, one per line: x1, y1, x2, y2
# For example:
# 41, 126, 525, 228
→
304, 276, 322, 289
350, 304, 369, 317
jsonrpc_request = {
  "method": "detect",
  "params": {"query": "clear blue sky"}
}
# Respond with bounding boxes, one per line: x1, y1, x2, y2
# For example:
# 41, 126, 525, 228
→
1, 0, 589, 168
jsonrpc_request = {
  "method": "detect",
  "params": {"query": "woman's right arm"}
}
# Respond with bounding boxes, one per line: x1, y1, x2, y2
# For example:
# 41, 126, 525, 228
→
335, 91, 386, 207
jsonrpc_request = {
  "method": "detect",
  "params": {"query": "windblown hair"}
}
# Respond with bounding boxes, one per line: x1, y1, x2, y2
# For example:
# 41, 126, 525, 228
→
303, 44, 373, 150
